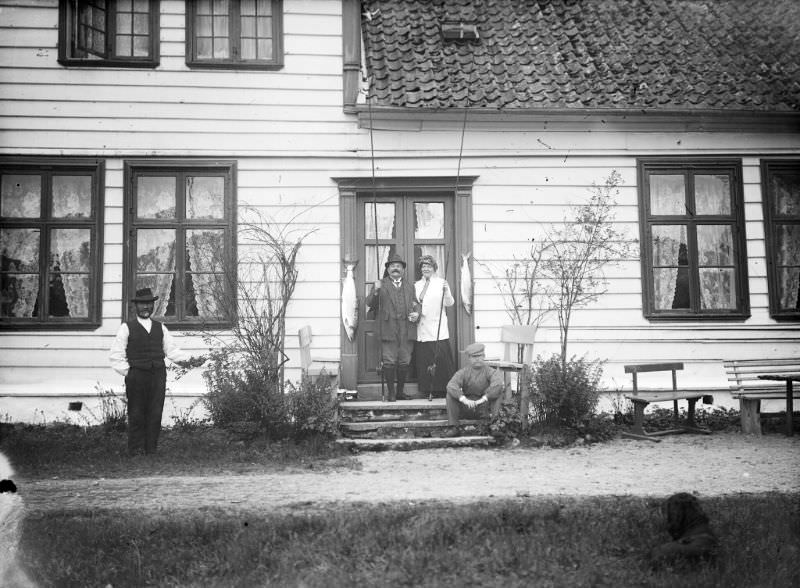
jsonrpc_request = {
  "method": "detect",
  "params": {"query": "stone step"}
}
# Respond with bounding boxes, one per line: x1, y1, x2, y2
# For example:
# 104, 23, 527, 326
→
335, 435, 495, 452
355, 383, 449, 402
340, 419, 484, 438
339, 399, 448, 423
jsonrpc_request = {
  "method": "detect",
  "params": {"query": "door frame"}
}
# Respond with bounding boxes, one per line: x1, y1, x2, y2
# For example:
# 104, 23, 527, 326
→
334, 176, 476, 390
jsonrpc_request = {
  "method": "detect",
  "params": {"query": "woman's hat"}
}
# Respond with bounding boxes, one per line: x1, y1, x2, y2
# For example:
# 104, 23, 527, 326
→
130, 287, 159, 302
418, 254, 438, 271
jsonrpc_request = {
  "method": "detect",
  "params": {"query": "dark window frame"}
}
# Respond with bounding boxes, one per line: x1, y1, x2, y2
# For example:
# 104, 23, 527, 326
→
123, 160, 237, 330
637, 158, 750, 321
0, 157, 104, 331
58, 0, 160, 68
761, 159, 800, 321
185, 0, 284, 70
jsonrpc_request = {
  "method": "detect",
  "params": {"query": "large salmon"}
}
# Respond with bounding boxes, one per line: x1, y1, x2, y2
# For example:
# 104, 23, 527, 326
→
341, 262, 359, 341
460, 252, 472, 315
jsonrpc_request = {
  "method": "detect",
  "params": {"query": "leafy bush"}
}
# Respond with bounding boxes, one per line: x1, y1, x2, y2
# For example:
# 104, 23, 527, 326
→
574, 413, 620, 443
201, 349, 289, 436
287, 373, 339, 440
527, 354, 603, 429
489, 400, 524, 443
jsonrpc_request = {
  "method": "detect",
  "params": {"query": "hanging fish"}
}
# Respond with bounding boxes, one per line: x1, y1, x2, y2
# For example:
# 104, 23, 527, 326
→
460, 252, 472, 315
341, 262, 359, 341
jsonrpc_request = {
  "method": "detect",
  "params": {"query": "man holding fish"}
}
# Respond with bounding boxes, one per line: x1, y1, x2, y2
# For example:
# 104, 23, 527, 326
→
366, 253, 420, 402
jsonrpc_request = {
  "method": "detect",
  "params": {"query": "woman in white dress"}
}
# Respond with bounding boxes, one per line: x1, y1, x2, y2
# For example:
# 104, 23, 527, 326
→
414, 255, 455, 398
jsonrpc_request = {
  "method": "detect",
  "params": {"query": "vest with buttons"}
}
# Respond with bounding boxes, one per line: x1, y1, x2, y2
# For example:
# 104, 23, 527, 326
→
126, 320, 166, 369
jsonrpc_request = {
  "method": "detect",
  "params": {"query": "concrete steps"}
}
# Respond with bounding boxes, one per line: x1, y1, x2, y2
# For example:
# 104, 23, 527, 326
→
338, 398, 495, 450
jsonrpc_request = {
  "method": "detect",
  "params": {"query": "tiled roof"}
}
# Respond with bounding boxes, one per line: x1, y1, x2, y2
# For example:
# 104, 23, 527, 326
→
361, 0, 800, 112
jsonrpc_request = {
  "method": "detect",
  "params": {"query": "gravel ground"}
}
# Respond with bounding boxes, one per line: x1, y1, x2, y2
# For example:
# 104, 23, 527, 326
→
21, 432, 800, 514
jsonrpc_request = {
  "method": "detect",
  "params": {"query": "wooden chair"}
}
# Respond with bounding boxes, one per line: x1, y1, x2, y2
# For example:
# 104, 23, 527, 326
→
486, 325, 537, 421
298, 325, 340, 385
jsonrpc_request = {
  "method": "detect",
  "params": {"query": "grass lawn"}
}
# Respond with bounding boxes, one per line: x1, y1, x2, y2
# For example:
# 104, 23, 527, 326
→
18, 494, 800, 588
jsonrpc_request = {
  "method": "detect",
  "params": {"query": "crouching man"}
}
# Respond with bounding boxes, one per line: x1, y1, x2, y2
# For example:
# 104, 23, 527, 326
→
443, 343, 504, 437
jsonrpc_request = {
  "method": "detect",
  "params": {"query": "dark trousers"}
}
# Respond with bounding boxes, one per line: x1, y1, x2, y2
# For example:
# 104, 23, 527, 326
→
446, 394, 503, 426
125, 367, 167, 455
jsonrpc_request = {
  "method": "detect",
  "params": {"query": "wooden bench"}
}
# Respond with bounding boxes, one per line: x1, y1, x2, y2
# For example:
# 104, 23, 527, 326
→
622, 363, 713, 442
724, 358, 800, 436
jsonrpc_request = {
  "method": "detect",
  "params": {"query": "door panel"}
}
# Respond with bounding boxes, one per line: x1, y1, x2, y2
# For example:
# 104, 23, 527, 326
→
356, 192, 456, 383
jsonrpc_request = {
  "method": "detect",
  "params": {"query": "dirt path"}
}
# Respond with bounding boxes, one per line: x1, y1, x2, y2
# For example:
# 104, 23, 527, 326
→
21, 433, 800, 514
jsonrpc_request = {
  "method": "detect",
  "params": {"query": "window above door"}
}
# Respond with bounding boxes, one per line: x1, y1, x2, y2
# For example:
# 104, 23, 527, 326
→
186, 0, 283, 70
58, 0, 160, 68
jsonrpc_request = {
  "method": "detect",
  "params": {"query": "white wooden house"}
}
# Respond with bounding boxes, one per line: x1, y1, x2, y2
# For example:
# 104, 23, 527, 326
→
1, 0, 798, 423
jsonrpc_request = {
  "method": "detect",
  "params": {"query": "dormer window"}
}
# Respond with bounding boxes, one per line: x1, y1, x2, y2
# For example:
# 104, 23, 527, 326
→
441, 21, 480, 42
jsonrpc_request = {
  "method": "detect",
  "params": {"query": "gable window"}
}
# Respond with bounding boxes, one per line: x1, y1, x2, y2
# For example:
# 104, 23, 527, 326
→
637, 159, 749, 320
761, 160, 800, 321
124, 161, 236, 328
58, 0, 160, 67
186, 0, 283, 69
1, 158, 104, 329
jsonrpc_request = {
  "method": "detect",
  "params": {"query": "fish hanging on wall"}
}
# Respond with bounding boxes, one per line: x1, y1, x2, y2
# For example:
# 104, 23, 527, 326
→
460, 252, 472, 315
341, 262, 359, 341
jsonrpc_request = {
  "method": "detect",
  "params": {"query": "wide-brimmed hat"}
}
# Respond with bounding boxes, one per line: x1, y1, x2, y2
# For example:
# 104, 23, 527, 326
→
418, 254, 438, 271
131, 287, 159, 303
384, 253, 406, 268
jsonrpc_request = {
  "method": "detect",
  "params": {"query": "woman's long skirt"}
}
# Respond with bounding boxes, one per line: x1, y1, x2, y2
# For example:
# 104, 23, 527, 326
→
415, 339, 455, 397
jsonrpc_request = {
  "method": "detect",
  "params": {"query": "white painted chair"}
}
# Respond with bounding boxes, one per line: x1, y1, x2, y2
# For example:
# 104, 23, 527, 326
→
298, 325, 340, 384
486, 325, 537, 420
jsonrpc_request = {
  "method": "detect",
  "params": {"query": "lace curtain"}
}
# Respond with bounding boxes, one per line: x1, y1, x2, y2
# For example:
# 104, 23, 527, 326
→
50, 228, 90, 317
136, 229, 176, 318
651, 225, 684, 310
186, 229, 224, 318
0, 228, 39, 317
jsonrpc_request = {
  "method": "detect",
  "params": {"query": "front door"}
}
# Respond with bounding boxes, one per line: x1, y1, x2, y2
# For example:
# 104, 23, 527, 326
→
356, 192, 457, 383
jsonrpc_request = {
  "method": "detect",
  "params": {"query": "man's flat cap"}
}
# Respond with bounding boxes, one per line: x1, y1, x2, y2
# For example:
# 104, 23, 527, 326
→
465, 342, 485, 356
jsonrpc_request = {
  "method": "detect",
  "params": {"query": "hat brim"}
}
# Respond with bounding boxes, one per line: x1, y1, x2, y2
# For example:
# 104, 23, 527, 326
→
131, 296, 159, 303
385, 260, 406, 268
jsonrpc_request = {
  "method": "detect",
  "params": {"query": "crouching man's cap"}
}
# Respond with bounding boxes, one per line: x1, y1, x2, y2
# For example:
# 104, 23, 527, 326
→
465, 342, 485, 356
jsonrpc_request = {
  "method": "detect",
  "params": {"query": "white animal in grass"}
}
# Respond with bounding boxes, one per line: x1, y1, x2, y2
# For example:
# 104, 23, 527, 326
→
0, 452, 37, 587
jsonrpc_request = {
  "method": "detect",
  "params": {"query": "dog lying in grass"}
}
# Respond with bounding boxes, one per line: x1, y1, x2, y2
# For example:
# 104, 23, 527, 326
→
0, 451, 37, 587
651, 492, 719, 565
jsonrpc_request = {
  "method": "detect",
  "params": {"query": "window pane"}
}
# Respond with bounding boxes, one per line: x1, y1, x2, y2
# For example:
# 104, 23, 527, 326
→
116, 35, 132, 56
186, 229, 225, 273
52, 176, 92, 218
697, 225, 733, 266
771, 172, 800, 216
186, 176, 225, 219
137, 176, 176, 218
196, 15, 213, 36
1, 228, 40, 318
1, 228, 40, 271
214, 36, 230, 58
134, 0, 148, 9
700, 268, 736, 310
414, 202, 444, 239
196, 37, 213, 59
1, 174, 41, 218
241, 0, 256, 15
241, 39, 256, 60
776, 224, 800, 266
651, 225, 689, 310
365, 202, 395, 239
133, 35, 149, 56
695, 174, 731, 215
241, 16, 256, 37
117, 13, 132, 34
778, 268, 800, 311
50, 228, 91, 272
364, 245, 393, 289
257, 39, 272, 59
649, 175, 685, 215
49, 274, 89, 318
136, 229, 176, 272
185, 272, 225, 318
118, 0, 132, 10
1, 273, 39, 318
133, 13, 149, 34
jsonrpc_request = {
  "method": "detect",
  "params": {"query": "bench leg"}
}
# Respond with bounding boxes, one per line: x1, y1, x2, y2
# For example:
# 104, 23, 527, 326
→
786, 381, 794, 437
621, 400, 662, 443
682, 398, 712, 435
739, 398, 762, 435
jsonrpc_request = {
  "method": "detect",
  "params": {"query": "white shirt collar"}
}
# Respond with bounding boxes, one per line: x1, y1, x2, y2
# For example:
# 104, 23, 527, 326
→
136, 316, 153, 332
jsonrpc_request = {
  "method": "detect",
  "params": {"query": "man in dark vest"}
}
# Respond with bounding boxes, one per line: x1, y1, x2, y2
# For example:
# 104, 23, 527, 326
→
366, 253, 420, 401
109, 288, 189, 455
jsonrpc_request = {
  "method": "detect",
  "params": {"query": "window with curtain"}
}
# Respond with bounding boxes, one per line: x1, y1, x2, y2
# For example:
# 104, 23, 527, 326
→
637, 159, 749, 320
125, 162, 235, 327
0, 158, 103, 329
186, 0, 283, 69
58, 0, 160, 67
761, 159, 800, 321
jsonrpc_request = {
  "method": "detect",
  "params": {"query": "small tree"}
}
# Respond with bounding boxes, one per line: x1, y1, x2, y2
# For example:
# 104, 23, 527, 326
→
540, 170, 634, 366
199, 206, 316, 429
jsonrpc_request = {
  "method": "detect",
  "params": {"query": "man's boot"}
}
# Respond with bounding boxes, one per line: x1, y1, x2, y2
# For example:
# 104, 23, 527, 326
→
396, 364, 409, 400
383, 365, 396, 402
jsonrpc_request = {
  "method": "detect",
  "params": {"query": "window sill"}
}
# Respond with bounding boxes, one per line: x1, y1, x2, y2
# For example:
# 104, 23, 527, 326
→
185, 60, 284, 71
58, 58, 159, 69
0, 321, 102, 332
